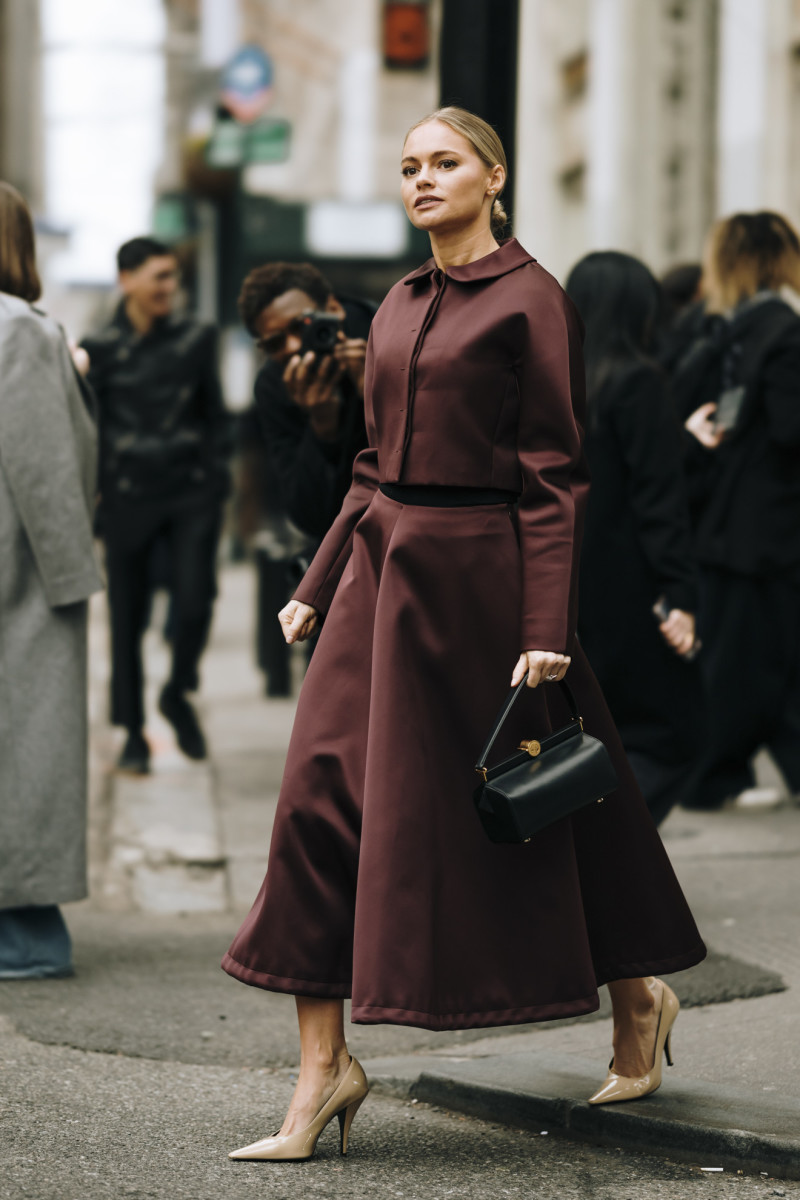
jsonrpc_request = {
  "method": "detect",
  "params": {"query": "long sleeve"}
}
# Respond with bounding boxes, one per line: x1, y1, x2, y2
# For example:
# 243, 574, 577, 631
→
514, 288, 589, 654
609, 367, 697, 612
196, 325, 233, 478
255, 361, 342, 538
290, 331, 379, 616
0, 314, 103, 608
761, 340, 800, 448
290, 446, 379, 615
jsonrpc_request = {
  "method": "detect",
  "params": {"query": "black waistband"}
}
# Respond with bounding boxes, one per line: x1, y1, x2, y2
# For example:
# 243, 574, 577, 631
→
379, 483, 518, 508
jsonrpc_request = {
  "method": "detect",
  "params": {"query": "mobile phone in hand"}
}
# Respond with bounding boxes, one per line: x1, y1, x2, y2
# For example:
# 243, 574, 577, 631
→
652, 596, 702, 661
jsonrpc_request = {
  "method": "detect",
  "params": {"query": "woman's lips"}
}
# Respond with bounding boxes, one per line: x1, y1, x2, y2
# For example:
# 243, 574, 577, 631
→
415, 196, 442, 209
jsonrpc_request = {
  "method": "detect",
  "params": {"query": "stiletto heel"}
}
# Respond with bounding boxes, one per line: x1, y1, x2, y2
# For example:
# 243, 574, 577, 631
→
229, 1056, 370, 1162
588, 979, 679, 1105
337, 1094, 366, 1155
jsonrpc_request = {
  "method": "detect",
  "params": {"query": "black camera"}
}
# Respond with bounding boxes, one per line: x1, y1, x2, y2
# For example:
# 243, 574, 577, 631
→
298, 312, 343, 355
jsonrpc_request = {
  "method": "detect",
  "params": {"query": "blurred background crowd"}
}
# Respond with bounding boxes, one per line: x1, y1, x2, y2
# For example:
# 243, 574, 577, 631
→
1, 0, 800, 975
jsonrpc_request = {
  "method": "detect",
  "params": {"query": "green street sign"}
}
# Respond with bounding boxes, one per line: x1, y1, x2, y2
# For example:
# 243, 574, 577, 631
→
206, 120, 246, 169
205, 117, 291, 169
247, 117, 291, 163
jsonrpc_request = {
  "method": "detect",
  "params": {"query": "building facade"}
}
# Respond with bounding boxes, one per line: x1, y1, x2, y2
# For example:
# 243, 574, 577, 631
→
514, 0, 800, 284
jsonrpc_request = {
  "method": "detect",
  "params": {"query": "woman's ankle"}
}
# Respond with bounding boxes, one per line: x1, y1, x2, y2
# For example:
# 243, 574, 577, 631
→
608, 977, 658, 1022
299, 1046, 350, 1075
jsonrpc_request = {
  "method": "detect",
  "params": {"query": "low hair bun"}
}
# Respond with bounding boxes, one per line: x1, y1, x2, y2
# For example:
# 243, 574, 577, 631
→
491, 196, 509, 238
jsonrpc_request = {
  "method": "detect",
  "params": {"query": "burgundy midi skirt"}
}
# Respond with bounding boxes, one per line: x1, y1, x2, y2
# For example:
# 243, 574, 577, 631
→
222, 490, 706, 1030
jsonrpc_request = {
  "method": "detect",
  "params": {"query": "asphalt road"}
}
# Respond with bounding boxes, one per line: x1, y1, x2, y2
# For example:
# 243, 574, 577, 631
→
1, 1013, 796, 1200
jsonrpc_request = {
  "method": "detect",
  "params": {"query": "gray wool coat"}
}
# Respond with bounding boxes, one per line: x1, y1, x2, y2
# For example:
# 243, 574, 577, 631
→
0, 292, 104, 910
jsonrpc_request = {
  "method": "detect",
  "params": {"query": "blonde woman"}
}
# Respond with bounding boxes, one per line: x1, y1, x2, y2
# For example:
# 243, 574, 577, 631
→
223, 110, 706, 1162
674, 212, 800, 810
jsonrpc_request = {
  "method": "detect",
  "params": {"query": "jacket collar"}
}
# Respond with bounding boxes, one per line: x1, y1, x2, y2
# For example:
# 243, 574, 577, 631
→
402, 237, 536, 286
112, 299, 181, 339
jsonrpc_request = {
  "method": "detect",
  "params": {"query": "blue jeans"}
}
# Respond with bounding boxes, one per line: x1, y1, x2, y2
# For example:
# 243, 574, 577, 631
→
0, 906, 73, 979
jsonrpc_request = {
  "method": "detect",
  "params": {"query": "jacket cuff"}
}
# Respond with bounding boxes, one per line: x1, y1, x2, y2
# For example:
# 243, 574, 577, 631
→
661, 580, 697, 614
291, 585, 328, 618
520, 617, 571, 657
44, 564, 104, 609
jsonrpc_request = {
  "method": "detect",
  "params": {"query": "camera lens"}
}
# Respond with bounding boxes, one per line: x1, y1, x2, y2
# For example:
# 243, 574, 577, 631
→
315, 325, 337, 351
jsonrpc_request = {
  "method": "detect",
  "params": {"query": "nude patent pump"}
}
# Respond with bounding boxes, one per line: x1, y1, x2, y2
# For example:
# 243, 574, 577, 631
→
228, 1056, 369, 1162
588, 978, 679, 1105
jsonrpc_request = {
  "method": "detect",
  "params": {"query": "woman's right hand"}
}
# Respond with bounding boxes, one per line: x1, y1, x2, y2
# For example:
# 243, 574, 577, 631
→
685, 401, 724, 449
278, 600, 319, 644
658, 608, 696, 657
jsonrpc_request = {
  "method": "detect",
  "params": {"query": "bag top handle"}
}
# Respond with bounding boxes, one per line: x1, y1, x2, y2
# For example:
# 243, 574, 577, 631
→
474, 677, 581, 773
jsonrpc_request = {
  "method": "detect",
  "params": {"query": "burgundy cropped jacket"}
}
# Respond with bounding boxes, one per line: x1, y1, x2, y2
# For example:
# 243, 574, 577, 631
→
292, 238, 589, 654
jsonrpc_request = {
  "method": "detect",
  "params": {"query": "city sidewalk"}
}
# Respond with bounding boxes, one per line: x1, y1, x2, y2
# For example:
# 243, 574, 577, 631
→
37, 567, 800, 1180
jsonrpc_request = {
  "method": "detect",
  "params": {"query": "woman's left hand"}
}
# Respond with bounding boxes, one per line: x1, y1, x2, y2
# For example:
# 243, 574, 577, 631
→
685, 401, 723, 449
511, 650, 571, 688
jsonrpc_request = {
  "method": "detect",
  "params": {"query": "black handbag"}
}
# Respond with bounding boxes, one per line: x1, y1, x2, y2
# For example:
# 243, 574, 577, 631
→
473, 678, 618, 844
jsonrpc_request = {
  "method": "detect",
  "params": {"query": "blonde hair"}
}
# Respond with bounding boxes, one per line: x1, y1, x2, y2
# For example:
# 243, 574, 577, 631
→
405, 106, 509, 238
0, 181, 41, 303
703, 211, 800, 313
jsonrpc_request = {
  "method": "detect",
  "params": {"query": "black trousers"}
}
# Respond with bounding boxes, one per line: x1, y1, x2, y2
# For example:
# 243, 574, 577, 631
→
684, 566, 800, 808
103, 496, 223, 731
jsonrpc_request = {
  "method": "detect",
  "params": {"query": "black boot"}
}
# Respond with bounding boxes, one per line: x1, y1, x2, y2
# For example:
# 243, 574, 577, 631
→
158, 684, 207, 761
117, 729, 150, 774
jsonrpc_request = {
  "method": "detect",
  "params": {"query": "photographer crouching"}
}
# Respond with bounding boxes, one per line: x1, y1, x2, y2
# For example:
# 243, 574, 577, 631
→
237, 263, 374, 693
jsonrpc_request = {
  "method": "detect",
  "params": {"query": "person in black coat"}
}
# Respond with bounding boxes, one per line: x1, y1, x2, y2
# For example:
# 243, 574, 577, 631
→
236, 263, 374, 693
566, 252, 704, 825
238, 262, 373, 539
670, 211, 800, 809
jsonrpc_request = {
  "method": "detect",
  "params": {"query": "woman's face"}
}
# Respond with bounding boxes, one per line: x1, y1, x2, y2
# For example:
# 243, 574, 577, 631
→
401, 120, 503, 236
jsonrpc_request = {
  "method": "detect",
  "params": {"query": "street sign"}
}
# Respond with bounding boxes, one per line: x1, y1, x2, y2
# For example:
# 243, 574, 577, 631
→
247, 118, 291, 163
206, 116, 291, 169
206, 119, 246, 169
221, 45, 274, 123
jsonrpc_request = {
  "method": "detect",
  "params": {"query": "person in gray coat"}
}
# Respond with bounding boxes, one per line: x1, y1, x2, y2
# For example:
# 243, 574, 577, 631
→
0, 181, 103, 978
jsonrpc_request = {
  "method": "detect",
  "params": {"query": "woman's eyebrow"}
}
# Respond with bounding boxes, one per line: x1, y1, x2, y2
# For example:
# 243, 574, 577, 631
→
401, 149, 461, 165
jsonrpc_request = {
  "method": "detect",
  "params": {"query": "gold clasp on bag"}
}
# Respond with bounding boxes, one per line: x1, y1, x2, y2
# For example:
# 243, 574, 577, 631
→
517, 739, 541, 757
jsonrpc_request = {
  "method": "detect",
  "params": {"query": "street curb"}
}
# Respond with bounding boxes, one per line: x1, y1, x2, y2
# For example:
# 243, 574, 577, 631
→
366, 1054, 800, 1180
410, 1071, 800, 1180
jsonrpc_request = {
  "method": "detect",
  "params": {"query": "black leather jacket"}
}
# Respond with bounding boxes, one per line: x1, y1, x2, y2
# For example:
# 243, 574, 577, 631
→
82, 304, 231, 506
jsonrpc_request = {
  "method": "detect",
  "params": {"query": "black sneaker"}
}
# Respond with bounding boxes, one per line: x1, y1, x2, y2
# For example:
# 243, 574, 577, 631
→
118, 729, 150, 774
158, 684, 207, 760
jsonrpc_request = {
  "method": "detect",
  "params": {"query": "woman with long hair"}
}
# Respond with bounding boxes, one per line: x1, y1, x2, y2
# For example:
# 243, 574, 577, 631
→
222, 110, 706, 1162
565, 252, 703, 825
672, 211, 800, 809
0, 181, 102, 977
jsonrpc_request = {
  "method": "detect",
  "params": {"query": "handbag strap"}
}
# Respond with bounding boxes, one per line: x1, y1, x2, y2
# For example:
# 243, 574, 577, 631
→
474, 678, 581, 772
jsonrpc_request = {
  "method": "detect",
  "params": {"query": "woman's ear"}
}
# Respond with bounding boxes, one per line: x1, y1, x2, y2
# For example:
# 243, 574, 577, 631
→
488, 163, 506, 197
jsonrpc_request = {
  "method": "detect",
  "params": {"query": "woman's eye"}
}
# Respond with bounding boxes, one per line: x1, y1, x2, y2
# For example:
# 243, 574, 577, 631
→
402, 166, 417, 177
439, 160, 457, 169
